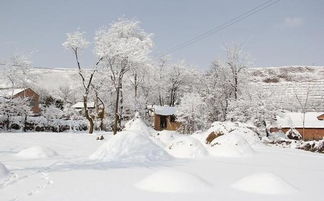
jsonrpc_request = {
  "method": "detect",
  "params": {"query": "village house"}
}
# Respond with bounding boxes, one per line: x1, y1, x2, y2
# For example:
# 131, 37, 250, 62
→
270, 112, 324, 141
71, 102, 95, 113
0, 88, 41, 115
147, 105, 181, 131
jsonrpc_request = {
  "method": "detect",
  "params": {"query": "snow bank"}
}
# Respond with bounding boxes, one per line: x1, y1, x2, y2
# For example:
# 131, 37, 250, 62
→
231, 172, 298, 195
90, 131, 171, 162
135, 169, 212, 193
166, 137, 208, 159
204, 121, 261, 146
16, 146, 58, 159
124, 115, 154, 136
0, 162, 9, 183
209, 133, 255, 157
151, 130, 178, 146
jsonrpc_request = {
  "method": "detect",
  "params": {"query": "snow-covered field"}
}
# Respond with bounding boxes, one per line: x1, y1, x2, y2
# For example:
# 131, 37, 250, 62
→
1, 123, 324, 201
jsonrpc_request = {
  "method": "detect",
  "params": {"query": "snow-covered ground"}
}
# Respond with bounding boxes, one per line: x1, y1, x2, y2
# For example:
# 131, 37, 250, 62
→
1, 128, 324, 201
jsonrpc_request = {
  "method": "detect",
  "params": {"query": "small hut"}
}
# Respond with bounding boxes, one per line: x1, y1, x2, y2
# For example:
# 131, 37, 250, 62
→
148, 105, 181, 131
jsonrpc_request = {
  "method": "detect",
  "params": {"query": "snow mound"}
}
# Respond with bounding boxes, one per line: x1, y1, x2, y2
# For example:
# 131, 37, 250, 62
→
135, 169, 212, 193
16, 146, 58, 159
166, 137, 208, 159
151, 130, 179, 146
232, 172, 298, 195
209, 133, 255, 157
124, 115, 154, 136
204, 121, 261, 146
0, 162, 10, 183
90, 131, 171, 162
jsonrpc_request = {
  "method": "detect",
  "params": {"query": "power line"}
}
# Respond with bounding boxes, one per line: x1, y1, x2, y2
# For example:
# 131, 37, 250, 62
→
159, 0, 280, 57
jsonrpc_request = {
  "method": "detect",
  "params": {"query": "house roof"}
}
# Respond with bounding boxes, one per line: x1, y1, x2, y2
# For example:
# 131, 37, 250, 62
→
0, 88, 26, 98
148, 105, 177, 116
275, 112, 324, 128
72, 102, 95, 109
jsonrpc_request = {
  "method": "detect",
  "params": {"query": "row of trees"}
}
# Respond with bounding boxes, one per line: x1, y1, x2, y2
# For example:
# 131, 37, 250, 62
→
3, 18, 315, 135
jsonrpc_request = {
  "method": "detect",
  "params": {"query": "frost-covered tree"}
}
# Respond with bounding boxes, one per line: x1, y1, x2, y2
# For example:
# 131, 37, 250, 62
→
176, 92, 208, 134
1, 55, 33, 89
0, 97, 30, 131
95, 18, 153, 134
63, 31, 103, 134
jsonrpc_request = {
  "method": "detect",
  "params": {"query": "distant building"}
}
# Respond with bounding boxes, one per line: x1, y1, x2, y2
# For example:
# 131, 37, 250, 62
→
147, 105, 181, 131
270, 112, 324, 140
0, 88, 41, 115
72, 102, 95, 113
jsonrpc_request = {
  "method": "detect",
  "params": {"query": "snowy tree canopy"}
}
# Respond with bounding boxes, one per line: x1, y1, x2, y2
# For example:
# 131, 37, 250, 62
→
62, 31, 90, 52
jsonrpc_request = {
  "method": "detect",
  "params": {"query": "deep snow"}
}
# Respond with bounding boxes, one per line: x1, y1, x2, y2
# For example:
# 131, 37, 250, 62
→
0, 122, 324, 201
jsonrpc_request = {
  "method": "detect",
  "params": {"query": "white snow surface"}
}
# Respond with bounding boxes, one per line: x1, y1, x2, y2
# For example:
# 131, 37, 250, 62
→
275, 112, 324, 128
203, 121, 261, 146
15, 146, 58, 159
166, 137, 208, 159
0, 162, 9, 183
124, 117, 154, 136
89, 131, 171, 162
135, 169, 212, 193
1, 132, 324, 201
232, 172, 298, 195
149, 105, 176, 115
209, 132, 255, 157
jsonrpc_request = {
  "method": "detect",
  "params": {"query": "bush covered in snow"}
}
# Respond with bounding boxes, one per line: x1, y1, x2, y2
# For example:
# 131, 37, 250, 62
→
209, 132, 255, 157
166, 137, 208, 159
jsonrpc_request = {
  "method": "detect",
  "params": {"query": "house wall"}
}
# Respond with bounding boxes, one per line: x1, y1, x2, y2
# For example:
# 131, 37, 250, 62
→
154, 114, 181, 131
13, 88, 40, 114
270, 127, 324, 141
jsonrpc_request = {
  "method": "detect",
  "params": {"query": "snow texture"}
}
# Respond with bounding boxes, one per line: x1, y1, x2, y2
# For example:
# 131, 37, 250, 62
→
89, 131, 171, 162
135, 169, 212, 193
166, 137, 208, 159
209, 132, 255, 157
124, 116, 154, 136
232, 172, 298, 195
15, 146, 58, 159
275, 112, 324, 128
0, 162, 9, 183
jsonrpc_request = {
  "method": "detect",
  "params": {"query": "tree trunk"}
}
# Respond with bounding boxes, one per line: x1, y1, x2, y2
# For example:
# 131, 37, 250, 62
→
83, 96, 94, 134
113, 84, 120, 135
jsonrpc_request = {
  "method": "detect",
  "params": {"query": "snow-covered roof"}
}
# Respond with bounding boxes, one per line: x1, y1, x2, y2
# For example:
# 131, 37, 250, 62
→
148, 105, 176, 116
0, 88, 26, 98
72, 102, 95, 109
275, 112, 324, 128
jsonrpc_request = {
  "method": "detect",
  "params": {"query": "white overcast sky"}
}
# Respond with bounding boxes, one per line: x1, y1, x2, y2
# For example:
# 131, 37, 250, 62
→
0, 0, 323, 69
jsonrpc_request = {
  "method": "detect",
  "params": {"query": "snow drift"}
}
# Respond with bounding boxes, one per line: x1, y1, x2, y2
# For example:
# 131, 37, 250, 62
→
15, 146, 58, 159
209, 133, 255, 157
135, 169, 212, 193
203, 121, 261, 146
124, 115, 154, 136
90, 131, 171, 162
0, 162, 9, 183
231, 172, 298, 195
166, 137, 208, 159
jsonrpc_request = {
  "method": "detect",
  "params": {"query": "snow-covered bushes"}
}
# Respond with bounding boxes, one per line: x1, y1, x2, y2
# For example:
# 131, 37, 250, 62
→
166, 137, 208, 159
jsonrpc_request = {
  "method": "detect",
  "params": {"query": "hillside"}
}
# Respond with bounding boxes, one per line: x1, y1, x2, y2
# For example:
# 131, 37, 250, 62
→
1, 66, 323, 110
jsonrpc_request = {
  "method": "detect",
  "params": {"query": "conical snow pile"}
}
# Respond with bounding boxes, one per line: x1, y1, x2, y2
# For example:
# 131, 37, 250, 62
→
90, 131, 172, 162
